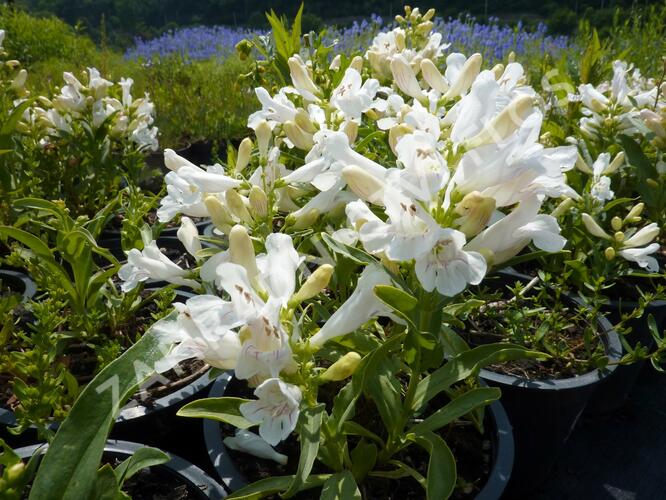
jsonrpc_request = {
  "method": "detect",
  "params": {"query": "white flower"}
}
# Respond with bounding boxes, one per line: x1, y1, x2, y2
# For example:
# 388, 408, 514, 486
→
164, 148, 198, 172
117, 240, 199, 291
309, 264, 396, 347
153, 295, 242, 372
223, 429, 288, 465
590, 176, 614, 203
240, 378, 302, 446
622, 223, 660, 248
619, 243, 660, 273
248, 87, 297, 130
415, 228, 487, 296
330, 68, 380, 123
255, 233, 304, 307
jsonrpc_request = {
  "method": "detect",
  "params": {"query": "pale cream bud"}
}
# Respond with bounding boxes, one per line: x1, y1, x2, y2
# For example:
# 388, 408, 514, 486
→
289, 264, 334, 307
395, 30, 406, 51
235, 137, 253, 174
454, 191, 496, 238
342, 165, 385, 205
225, 189, 253, 223
575, 153, 593, 174
420, 59, 449, 94
12, 69, 27, 90
614, 231, 625, 242
605, 247, 616, 260
508, 51, 516, 63
491, 64, 505, 80
581, 213, 611, 239
551, 197, 575, 218
605, 151, 625, 175
624, 203, 645, 222
5, 59, 20, 68
287, 209, 320, 230
342, 120, 358, 144
416, 21, 434, 35
319, 352, 362, 382
288, 56, 320, 97
284, 120, 314, 150
255, 120, 271, 159
350, 56, 364, 73
329, 54, 342, 71
465, 94, 533, 149
390, 56, 423, 100
388, 123, 414, 155
204, 195, 234, 234
229, 225, 259, 281
248, 186, 268, 218
423, 8, 436, 21
444, 53, 482, 99
611, 216, 623, 231
295, 108, 317, 133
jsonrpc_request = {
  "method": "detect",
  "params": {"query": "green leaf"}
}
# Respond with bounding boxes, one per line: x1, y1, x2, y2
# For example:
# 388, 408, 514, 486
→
363, 351, 402, 433
92, 464, 121, 500
409, 387, 501, 435
319, 471, 361, 500
177, 397, 254, 429
114, 447, 170, 484
350, 441, 377, 482
410, 432, 456, 500
320, 232, 376, 265
228, 474, 331, 500
29, 318, 178, 500
619, 134, 662, 209
282, 404, 325, 498
342, 421, 383, 446
373, 285, 418, 315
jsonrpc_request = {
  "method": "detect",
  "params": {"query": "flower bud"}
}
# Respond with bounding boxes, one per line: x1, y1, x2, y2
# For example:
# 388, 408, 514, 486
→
248, 185, 268, 218
342, 120, 358, 144
465, 94, 533, 149
329, 54, 342, 71
229, 224, 259, 281
395, 15, 406, 23
288, 56, 320, 97
255, 120, 271, 159
295, 108, 317, 133
605, 151, 625, 175
5, 59, 20, 68
614, 231, 625, 242
581, 213, 611, 239
235, 39, 253, 60
235, 137, 253, 174
409, 7, 421, 21
5, 462, 25, 485
423, 8, 436, 21
319, 352, 362, 382
342, 165, 385, 205
289, 264, 334, 307
388, 123, 414, 155
625, 202, 644, 222
444, 53, 482, 99
12, 69, 27, 90
284, 120, 314, 150
287, 209, 320, 230
416, 21, 434, 35
350, 56, 363, 73
611, 216, 623, 231
454, 191, 496, 238
647, 178, 659, 188
622, 222, 659, 248
225, 189, 253, 223
204, 195, 234, 234
605, 247, 616, 260
420, 59, 449, 94
491, 63, 505, 80
177, 216, 202, 259
550, 197, 575, 218
395, 30, 406, 51
391, 56, 423, 100
575, 153, 593, 174
508, 51, 516, 63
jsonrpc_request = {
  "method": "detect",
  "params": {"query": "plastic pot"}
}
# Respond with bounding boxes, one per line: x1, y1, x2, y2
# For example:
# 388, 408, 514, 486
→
15, 439, 226, 499
201, 222, 228, 250
203, 373, 514, 499
584, 297, 666, 415
479, 270, 622, 495
0, 268, 37, 302
101, 217, 210, 241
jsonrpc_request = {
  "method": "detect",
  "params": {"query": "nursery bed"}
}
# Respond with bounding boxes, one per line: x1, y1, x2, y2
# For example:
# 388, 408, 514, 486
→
536, 367, 666, 499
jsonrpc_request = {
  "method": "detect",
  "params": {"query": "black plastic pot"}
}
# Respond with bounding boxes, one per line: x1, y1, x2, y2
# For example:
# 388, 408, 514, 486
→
15, 439, 226, 499
201, 222, 228, 250
478, 270, 622, 496
0, 268, 37, 302
203, 373, 514, 499
98, 235, 190, 269
584, 297, 666, 415
101, 217, 210, 241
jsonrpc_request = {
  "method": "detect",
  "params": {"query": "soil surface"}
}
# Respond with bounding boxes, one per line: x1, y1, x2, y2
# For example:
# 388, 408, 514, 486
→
219, 377, 492, 499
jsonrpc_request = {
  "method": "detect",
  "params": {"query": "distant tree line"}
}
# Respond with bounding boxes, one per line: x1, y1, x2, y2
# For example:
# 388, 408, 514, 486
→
10, 0, 660, 46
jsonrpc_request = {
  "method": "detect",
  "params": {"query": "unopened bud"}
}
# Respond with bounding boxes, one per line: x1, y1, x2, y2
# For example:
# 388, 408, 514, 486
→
465, 94, 533, 149
342, 120, 358, 144
288, 56, 320, 97
647, 178, 659, 188
605, 151, 625, 175
289, 264, 334, 307
229, 225, 259, 281
395, 15, 406, 23
248, 186, 268, 218
225, 189, 253, 223
551, 197, 575, 218
611, 216, 623, 231
5, 462, 25, 484
416, 21, 434, 35
455, 191, 496, 237
295, 108, 317, 133
284, 120, 314, 150
287, 209, 320, 230
342, 165, 385, 205
575, 153, 593, 174
614, 231, 625, 242
329, 54, 342, 71
235, 137, 253, 173
395, 30, 406, 51
5, 59, 20, 68
508, 51, 516, 63
204, 195, 234, 233
420, 59, 449, 94
444, 53, 482, 99
388, 123, 414, 155
582, 213, 611, 239
255, 120, 271, 159
605, 247, 616, 260
319, 352, 362, 382
423, 8, 436, 21
625, 202, 644, 222
12, 69, 27, 89
491, 64, 505, 80
350, 56, 363, 73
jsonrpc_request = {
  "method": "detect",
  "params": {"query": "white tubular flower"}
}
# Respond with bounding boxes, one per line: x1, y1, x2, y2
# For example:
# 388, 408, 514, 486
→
589, 152, 615, 203
248, 87, 297, 130
223, 430, 288, 465
578, 83, 609, 113
622, 223, 659, 248
119, 77, 133, 107
153, 295, 242, 373
358, 188, 440, 261
390, 54, 424, 100
177, 216, 202, 259
256, 233, 303, 307
164, 148, 198, 172
284, 121, 314, 150
235, 137, 253, 173
466, 196, 566, 265
330, 68, 380, 123
309, 264, 396, 347
240, 378, 302, 446
86, 67, 112, 99
288, 55, 321, 101
117, 240, 198, 291
415, 228, 487, 297
619, 243, 660, 273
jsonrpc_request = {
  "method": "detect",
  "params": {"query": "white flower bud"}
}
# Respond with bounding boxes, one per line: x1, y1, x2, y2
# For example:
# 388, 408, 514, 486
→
604, 151, 625, 175
204, 196, 234, 234
420, 59, 449, 94
248, 185, 268, 218
342, 120, 358, 144
581, 213, 611, 239
235, 137, 253, 174
465, 95, 533, 149
454, 191, 496, 238
255, 120, 271, 159
390, 56, 423, 100
177, 216, 202, 259
224, 430, 288, 465
289, 264, 334, 307
284, 120, 314, 150
225, 189, 253, 223
288, 56, 320, 98
444, 53, 482, 99
575, 153, 593, 174
350, 56, 364, 73
551, 197, 575, 218
229, 224, 259, 281
342, 165, 385, 205
320, 352, 362, 382
624, 203, 645, 222
329, 54, 342, 71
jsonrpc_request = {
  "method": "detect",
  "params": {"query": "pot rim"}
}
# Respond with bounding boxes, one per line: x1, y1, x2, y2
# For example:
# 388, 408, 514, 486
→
204, 373, 515, 498
0, 268, 37, 302
13, 439, 226, 499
